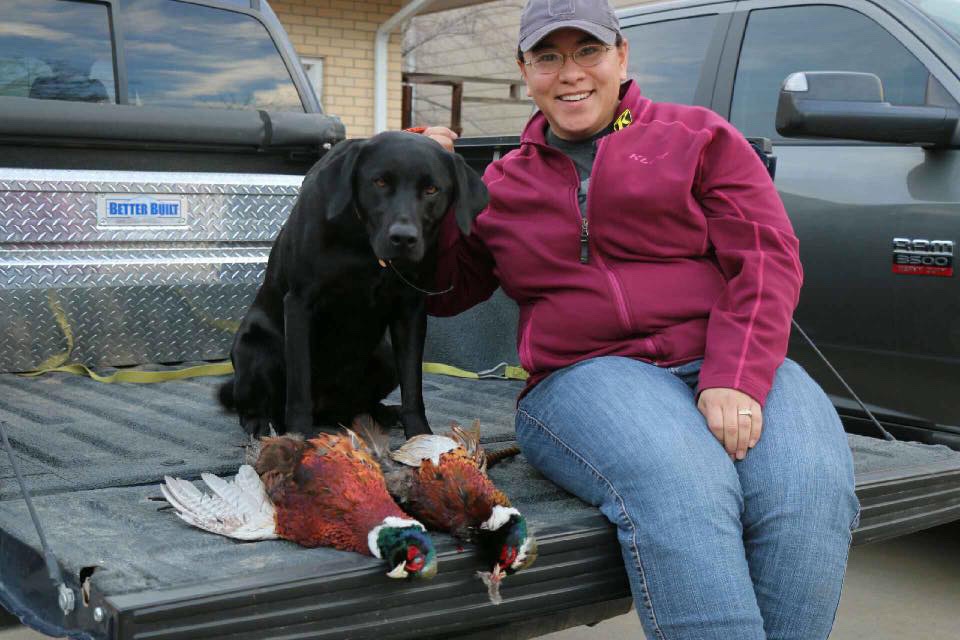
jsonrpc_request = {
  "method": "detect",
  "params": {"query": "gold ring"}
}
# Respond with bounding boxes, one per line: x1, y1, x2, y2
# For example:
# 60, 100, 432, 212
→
737, 408, 753, 417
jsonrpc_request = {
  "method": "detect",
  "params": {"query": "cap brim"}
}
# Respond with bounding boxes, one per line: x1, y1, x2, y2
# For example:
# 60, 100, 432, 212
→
519, 20, 618, 52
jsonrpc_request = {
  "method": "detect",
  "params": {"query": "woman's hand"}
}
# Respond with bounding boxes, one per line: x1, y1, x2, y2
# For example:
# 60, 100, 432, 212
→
419, 126, 458, 152
697, 388, 762, 461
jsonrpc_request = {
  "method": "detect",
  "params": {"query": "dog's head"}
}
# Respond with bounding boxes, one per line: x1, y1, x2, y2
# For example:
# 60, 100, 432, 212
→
309, 131, 488, 263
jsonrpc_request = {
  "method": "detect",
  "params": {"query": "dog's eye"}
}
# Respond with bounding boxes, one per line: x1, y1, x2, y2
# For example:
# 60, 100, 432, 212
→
423, 185, 438, 195
374, 178, 387, 188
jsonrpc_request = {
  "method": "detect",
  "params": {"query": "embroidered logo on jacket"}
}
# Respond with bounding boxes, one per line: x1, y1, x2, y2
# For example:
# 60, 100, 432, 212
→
628, 152, 670, 165
613, 109, 633, 131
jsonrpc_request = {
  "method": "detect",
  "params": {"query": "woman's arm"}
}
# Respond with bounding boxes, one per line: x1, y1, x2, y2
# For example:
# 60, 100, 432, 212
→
695, 121, 803, 406
427, 207, 500, 317
692, 121, 802, 460
412, 127, 501, 317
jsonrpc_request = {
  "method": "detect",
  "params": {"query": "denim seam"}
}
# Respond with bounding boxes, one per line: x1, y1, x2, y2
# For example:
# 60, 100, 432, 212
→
826, 505, 861, 638
850, 504, 862, 532
517, 408, 667, 640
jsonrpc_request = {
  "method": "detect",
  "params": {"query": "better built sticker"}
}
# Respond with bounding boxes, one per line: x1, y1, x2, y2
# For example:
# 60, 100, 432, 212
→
97, 194, 188, 226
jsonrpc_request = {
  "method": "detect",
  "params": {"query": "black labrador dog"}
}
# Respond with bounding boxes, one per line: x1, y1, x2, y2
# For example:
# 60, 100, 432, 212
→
218, 131, 488, 438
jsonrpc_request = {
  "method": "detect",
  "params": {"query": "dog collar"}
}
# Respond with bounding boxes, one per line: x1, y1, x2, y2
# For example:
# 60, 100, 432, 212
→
386, 261, 454, 297
353, 205, 453, 296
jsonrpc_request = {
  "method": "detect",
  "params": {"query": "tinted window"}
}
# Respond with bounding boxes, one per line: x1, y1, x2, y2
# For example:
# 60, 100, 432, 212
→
121, 0, 302, 111
731, 6, 930, 139
0, 0, 116, 103
622, 15, 718, 105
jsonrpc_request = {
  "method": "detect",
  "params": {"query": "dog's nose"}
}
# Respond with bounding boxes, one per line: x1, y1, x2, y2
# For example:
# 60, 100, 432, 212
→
388, 223, 419, 249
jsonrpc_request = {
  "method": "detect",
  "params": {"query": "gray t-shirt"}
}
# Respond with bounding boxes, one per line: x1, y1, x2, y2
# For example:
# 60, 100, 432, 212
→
545, 123, 614, 218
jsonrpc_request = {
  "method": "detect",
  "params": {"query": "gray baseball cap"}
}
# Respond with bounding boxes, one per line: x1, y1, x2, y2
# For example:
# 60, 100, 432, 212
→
519, 0, 621, 52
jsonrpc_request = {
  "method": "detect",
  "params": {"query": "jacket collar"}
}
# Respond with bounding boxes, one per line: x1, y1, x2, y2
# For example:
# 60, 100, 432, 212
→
519, 80, 649, 146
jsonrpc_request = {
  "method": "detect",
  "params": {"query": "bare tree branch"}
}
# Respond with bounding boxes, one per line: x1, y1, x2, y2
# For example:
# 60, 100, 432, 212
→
404, 2, 525, 60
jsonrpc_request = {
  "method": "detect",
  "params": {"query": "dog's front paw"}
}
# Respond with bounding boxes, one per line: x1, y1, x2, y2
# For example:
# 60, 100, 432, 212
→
239, 415, 280, 438
401, 413, 432, 439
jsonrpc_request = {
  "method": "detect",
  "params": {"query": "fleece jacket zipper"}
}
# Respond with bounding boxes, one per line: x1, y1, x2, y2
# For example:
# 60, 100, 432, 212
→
583, 135, 633, 334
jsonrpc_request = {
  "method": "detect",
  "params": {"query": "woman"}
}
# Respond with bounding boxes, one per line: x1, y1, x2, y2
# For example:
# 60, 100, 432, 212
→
421, 1, 859, 637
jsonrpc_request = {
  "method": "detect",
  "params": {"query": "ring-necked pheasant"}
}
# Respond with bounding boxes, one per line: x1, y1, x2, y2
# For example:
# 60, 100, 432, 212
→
354, 416, 537, 602
160, 430, 437, 579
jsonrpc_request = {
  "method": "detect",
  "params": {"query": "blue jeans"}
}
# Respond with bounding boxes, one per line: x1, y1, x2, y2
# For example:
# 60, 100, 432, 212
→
516, 357, 859, 640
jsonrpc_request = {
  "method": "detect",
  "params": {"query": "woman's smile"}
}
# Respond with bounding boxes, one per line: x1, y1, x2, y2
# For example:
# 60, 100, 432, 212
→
556, 90, 594, 104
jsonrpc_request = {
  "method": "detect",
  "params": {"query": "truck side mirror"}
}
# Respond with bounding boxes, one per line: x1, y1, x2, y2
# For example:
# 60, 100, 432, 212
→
775, 71, 960, 147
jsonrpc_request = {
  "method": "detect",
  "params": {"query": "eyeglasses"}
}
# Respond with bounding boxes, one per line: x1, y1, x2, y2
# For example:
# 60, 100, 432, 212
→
523, 44, 613, 75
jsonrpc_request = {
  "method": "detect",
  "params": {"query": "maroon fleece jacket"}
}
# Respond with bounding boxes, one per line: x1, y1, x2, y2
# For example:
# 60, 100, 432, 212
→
428, 80, 802, 406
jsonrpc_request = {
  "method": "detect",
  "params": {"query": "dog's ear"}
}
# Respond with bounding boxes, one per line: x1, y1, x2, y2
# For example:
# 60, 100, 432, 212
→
448, 152, 489, 235
309, 138, 365, 220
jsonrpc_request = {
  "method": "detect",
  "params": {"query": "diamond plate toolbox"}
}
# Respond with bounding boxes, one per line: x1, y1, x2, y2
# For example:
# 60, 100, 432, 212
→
0, 169, 302, 372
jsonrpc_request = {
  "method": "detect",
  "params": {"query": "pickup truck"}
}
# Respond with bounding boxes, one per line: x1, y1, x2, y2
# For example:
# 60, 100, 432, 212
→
1, 0, 959, 639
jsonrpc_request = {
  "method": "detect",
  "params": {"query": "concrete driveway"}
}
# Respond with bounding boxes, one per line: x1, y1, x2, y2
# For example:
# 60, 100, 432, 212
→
3, 520, 959, 639
542, 519, 960, 639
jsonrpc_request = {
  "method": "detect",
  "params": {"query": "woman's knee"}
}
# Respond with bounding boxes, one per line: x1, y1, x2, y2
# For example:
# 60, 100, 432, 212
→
741, 426, 858, 534
767, 359, 838, 424
756, 360, 854, 476
781, 447, 856, 518
740, 359, 859, 528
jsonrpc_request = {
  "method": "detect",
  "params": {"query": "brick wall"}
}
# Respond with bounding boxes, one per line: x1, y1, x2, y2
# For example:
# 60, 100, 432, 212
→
270, 0, 406, 137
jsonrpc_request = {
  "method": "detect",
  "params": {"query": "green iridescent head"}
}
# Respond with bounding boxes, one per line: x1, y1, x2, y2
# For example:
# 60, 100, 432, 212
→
480, 507, 538, 575
375, 521, 438, 579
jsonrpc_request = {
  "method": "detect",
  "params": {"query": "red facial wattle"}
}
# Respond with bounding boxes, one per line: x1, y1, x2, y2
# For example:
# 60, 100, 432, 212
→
499, 546, 518, 569
405, 545, 425, 572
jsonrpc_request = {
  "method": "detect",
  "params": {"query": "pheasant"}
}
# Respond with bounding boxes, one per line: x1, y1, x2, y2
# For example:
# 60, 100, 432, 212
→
354, 416, 537, 602
160, 430, 437, 579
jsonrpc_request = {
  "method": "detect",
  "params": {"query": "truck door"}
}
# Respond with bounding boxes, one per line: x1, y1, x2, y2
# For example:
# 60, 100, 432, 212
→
619, 2, 734, 108
715, 0, 960, 436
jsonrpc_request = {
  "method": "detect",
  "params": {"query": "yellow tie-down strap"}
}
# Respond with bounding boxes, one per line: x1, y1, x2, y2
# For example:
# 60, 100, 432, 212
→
19, 290, 237, 383
422, 361, 528, 381
24, 289, 528, 383
19, 361, 235, 384
22, 359, 526, 384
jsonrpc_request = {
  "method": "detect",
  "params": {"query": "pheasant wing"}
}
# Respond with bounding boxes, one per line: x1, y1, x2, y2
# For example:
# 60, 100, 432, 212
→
390, 434, 459, 467
161, 465, 278, 541
449, 420, 487, 473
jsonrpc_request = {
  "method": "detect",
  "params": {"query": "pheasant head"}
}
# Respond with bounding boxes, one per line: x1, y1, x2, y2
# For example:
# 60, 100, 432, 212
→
479, 506, 538, 576
352, 416, 537, 600
372, 518, 438, 579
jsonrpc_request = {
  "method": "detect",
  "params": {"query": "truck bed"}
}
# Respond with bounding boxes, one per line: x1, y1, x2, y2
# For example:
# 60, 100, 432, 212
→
2, 369, 960, 639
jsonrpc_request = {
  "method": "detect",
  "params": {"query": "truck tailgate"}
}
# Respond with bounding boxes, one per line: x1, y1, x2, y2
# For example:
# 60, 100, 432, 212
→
1, 370, 959, 639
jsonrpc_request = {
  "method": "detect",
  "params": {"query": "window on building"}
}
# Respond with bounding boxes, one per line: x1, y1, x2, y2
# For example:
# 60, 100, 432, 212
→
621, 15, 719, 105
731, 5, 931, 139
121, 0, 303, 111
0, 0, 116, 103
301, 57, 324, 107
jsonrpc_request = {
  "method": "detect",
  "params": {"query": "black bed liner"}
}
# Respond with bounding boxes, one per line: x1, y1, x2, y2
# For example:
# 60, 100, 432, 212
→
1, 369, 959, 639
